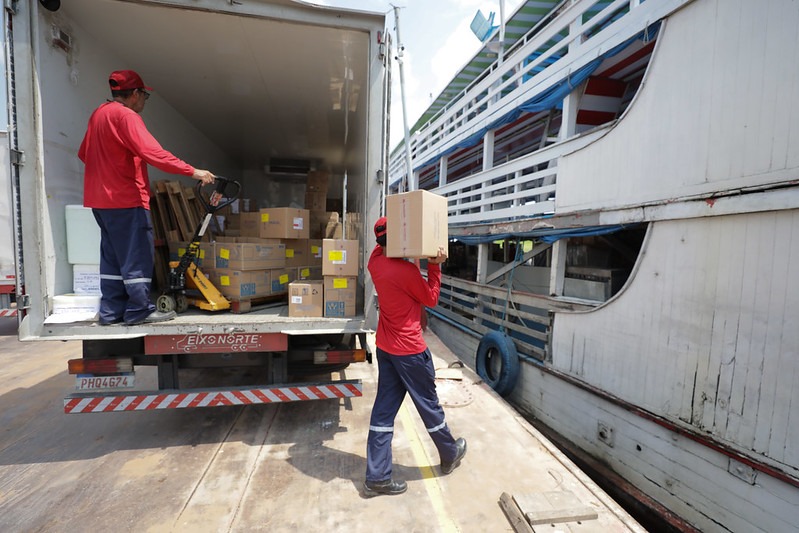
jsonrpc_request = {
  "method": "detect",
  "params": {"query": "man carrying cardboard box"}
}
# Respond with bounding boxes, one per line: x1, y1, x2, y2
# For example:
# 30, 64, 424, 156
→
363, 216, 467, 497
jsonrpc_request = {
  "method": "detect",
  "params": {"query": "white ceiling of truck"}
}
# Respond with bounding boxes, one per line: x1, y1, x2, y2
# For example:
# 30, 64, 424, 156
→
60, 0, 379, 171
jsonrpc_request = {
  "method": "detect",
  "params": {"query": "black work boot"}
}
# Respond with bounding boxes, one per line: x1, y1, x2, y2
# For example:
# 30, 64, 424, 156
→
441, 437, 467, 475
363, 479, 408, 497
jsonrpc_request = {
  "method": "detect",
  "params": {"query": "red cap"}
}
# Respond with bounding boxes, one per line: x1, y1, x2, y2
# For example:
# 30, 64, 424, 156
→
108, 70, 153, 91
374, 216, 387, 238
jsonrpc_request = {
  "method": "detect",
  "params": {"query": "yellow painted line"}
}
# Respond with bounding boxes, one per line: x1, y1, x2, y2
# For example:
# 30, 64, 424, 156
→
399, 403, 460, 533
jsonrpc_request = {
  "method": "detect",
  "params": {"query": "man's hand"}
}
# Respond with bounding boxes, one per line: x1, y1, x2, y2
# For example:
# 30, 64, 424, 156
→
427, 246, 448, 265
193, 168, 215, 185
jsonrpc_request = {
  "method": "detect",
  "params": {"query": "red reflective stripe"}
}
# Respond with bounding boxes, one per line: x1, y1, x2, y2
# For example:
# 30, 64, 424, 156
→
168, 394, 188, 409
106, 396, 126, 411
344, 383, 362, 396
187, 392, 207, 408
251, 389, 273, 404
272, 389, 291, 402
64, 398, 82, 413
149, 394, 169, 408
124, 395, 146, 411
83, 397, 105, 412
290, 387, 309, 401
232, 390, 250, 404
307, 386, 326, 399
327, 385, 346, 398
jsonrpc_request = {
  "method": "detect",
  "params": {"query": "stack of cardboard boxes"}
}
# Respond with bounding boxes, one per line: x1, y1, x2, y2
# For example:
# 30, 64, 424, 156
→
165, 174, 449, 318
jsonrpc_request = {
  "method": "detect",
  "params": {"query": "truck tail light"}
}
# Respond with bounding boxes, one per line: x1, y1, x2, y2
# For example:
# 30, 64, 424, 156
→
68, 358, 133, 375
314, 349, 366, 364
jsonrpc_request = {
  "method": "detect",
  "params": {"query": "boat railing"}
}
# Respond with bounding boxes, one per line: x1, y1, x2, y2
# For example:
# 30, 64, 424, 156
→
435, 124, 611, 226
402, 0, 647, 172
436, 274, 595, 361
390, 0, 690, 221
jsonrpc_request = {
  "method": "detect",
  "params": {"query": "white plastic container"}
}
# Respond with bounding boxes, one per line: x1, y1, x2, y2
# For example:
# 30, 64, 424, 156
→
65, 205, 101, 265
52, 293, 101, 314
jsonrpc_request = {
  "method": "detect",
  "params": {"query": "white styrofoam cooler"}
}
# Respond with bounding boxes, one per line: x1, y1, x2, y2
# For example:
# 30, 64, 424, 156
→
65, 205, 101, 265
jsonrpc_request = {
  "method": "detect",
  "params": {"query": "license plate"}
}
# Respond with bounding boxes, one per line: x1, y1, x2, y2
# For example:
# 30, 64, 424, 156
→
75, 373, 135, 391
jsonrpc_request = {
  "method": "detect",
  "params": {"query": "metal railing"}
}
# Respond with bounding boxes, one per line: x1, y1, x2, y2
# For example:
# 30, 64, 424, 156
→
389, 0, 688, 227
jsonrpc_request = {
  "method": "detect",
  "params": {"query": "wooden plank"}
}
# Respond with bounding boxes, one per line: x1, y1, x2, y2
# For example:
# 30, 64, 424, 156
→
164, 181, 192, 240
514, 490, 598, 526
498, 492, 534, 533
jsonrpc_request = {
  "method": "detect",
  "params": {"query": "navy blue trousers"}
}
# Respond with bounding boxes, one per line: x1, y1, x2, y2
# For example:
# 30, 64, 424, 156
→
92, 207, 156, 324
366, 347, 458, 483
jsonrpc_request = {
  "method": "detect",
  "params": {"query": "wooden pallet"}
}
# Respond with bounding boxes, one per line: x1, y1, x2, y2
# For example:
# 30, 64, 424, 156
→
229, 294, 287, 314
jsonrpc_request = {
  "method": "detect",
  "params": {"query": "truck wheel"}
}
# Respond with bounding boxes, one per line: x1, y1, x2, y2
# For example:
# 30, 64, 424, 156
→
157, 294, 176, 313
475, 331, 520, 397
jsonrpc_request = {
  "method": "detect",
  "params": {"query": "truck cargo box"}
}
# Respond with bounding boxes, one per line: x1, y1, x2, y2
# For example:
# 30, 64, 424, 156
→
9, 0, 387, 342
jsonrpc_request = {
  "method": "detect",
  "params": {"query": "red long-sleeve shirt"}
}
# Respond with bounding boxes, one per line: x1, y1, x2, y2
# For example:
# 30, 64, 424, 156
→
79, 101, 194, 209
368, 244, 442, 355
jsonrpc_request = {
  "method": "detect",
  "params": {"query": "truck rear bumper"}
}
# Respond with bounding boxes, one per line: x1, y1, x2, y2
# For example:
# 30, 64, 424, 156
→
64, 379, 362, 414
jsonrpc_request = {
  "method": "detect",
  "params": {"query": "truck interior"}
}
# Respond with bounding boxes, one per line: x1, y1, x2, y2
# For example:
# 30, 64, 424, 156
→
27, 0, 384, 338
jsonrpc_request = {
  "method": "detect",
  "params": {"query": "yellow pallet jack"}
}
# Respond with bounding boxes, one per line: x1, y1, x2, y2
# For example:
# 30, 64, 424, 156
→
156, 177, 240, 314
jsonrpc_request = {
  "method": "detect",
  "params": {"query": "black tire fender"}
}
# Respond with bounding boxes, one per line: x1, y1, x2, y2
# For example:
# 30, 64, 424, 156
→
475, 331, 520, 397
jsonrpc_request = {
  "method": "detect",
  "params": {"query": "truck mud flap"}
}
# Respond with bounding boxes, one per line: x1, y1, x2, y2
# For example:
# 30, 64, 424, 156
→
64, 379, 362, 414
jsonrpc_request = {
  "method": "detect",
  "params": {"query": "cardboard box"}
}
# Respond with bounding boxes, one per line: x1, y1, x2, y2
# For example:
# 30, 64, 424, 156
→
323, 276, 357, 317
168, 241, 214, 268
238, 212, 262, 237
324, 221, 343, 239
297, 266, 323, 280
73, 264, 100, 295
259, 208, 310, 239
308, 239, 323, 265
206, 269, 271, 299
215, 240, 285, 270
386, 190, 449, 258
282, 239, 309, 268
288, 280, 324, 317
309, 210, 338, 239
322, 239, 359, 276
269, 268, 296, 294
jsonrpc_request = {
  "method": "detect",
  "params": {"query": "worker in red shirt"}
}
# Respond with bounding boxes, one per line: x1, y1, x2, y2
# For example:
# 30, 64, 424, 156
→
79, 70, 215, 325
364, 216, 467, 497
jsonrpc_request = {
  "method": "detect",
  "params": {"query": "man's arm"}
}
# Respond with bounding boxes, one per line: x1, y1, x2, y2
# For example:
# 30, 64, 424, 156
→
405, 247, 447, 307
120, 114, 214, 183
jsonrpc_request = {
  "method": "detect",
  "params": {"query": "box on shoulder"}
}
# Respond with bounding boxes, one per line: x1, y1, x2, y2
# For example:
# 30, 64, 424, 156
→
288, 280, 324, 317
323, 276, 357, 317
259, 208, 309, 239
386, 190, 448, 259
322, 239, 359, 276
215, 239, 285, 270
206, 269, 271, 300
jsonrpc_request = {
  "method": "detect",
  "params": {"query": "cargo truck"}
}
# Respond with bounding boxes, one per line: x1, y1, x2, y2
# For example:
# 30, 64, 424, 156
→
6, 0, 390, 412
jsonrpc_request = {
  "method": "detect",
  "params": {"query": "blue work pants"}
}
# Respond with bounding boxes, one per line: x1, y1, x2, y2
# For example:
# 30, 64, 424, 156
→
92, 207, 156, 324
366, 347, 458, 482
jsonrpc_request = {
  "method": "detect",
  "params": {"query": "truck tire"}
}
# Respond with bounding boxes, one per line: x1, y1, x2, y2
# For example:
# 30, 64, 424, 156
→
475, 331, 520, 397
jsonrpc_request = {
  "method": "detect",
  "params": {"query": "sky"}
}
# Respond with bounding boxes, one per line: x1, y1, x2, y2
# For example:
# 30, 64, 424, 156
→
314, 0, 525, 148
